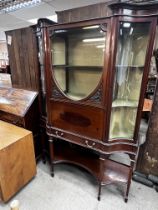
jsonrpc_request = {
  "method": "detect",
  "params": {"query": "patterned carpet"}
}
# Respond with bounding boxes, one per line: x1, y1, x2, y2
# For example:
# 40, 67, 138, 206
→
0, 163, 158, 210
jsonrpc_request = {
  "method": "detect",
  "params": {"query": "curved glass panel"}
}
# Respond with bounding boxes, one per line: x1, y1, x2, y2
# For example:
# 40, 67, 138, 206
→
51, 25, 106, 100
109, 22, 150, 140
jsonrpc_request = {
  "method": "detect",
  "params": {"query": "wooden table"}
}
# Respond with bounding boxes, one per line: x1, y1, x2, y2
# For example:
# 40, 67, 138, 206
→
0, 120, 36, 202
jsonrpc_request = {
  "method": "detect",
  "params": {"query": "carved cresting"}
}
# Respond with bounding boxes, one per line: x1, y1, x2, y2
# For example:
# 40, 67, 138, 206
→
52, 82, 103, 104
52, 84, 65, 99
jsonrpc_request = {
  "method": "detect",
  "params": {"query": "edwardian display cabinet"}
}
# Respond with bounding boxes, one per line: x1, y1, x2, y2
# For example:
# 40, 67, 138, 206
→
44, 2, 158, 202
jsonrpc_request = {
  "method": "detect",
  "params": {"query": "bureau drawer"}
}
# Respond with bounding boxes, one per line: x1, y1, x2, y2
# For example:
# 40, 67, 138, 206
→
0, 111, 23, 127
50, 127, 101, 152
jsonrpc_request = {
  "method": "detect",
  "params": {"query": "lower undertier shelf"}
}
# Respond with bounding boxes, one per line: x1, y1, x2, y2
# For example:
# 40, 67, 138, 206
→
52, 141, 131, 201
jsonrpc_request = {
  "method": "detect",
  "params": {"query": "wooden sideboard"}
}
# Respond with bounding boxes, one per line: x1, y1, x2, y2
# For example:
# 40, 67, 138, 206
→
0, 87, 41, 158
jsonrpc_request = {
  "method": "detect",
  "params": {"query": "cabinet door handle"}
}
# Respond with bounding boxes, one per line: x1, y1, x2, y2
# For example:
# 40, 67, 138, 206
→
85, 140, 95, 148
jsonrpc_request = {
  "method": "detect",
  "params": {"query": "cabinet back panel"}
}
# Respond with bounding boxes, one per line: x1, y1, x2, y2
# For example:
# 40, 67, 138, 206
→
50, 101, 104, 140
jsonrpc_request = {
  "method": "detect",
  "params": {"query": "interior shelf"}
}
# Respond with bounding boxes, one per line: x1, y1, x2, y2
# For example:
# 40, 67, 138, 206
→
112, 99, 138, 108
110, 131, 133, 140
53, 65, 102, 69
116, 65, 144, 69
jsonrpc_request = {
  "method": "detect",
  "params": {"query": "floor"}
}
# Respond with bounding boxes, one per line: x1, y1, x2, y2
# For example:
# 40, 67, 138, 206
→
1, 160, 157, 210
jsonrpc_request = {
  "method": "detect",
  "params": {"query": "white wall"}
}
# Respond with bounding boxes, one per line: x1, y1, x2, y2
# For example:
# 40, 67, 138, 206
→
0, 31, 6, 41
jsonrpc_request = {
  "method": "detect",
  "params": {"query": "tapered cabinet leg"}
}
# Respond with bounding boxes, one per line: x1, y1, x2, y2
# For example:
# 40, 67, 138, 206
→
40, 127, 47, 164
124, 167, 133, 203
124, 182, 130, 203
124, 176, 132, 203
48, 136, 55, 177
98, 183, 102, 201
98, 154, 106, 201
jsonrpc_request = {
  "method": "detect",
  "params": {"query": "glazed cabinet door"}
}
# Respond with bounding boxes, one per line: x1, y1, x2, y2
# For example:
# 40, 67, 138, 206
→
109, 18, 156, 142
46, 20, 110, 141
50, 23, 106, 101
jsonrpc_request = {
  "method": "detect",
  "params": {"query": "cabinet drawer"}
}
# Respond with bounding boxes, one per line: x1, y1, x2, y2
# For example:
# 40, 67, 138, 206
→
50, 127, 101, 151
0, 111, 23, 127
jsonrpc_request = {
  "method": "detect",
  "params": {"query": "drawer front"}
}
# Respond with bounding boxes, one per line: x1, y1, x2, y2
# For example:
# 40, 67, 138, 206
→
48, 127, 101, 152
0, 111, 23, 127
49, 101, 104, 140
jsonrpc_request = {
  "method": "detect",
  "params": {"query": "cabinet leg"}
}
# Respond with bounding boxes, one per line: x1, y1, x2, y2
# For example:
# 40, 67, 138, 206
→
124, 168, 133, 203
98, 183, 102, 201
124, 180, 131, 203
40, 126, 47, 164
48, 136, 55, 177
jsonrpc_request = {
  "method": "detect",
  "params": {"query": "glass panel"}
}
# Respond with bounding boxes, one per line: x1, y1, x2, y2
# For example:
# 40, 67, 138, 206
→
37, 34, 46, 115
109, 22, 150, 140
51, 25, 106, 100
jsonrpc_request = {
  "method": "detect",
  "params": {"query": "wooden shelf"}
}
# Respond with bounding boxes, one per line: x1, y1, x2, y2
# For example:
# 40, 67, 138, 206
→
101, 159, 130, 185
54, 141, 101, 181
53, 141, 130, 186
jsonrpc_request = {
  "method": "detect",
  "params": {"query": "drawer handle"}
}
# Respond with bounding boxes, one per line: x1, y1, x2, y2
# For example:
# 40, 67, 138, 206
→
55, 131, 59, 137
85, 140, 95, 148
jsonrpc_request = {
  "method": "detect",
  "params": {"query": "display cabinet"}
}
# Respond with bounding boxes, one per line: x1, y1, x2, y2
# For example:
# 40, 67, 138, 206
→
44, 2, 158, 202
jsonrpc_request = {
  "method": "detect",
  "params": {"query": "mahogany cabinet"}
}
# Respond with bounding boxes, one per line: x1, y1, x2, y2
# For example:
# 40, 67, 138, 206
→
44, 2, 158, 202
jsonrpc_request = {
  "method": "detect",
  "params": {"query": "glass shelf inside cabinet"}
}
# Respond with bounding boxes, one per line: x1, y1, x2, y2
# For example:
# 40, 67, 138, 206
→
109, 21, 150, 140
51, 24, 106, 101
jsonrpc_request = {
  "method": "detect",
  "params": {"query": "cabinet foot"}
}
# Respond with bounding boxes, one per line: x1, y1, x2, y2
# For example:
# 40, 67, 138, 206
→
124, 197, 128, 203
43, 159, 46, 164
50, 163, 54, 177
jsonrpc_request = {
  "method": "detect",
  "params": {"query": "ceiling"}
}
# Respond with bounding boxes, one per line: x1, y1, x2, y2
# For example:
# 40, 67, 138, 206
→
0, 0, 109, 39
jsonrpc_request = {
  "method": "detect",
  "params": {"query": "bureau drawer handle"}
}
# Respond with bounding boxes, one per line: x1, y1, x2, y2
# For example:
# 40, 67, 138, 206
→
85, 140, 95, 148
55, 131, 64, 137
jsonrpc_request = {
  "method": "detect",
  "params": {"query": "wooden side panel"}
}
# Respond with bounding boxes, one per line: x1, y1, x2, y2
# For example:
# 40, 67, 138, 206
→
0, 131, 36, 202
5, 27, 39, 91
56, 1, 116, 23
